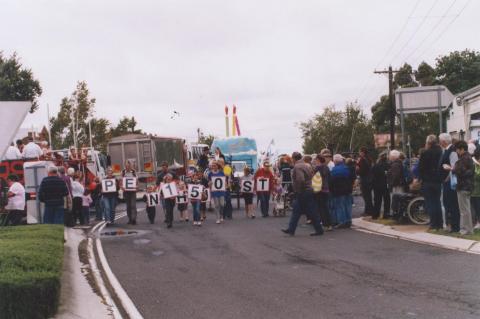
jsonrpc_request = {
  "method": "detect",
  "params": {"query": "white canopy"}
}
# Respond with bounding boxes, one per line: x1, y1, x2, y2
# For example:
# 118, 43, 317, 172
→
0, 102, 31, 158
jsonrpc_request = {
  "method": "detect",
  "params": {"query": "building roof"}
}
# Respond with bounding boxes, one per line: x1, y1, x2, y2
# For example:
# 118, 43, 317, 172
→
457, 84, 480, 102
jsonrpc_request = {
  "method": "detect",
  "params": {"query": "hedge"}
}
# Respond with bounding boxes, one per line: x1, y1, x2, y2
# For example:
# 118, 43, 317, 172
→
0, 225, 64, 319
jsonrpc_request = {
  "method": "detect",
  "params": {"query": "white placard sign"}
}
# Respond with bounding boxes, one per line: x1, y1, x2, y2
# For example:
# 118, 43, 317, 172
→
102, 179, 117, 193
202, 188, 211, 202
241, 180, 254, 193
256, 178, 270, 192
161, 182, 178, 199
122, 177, 137, 191
188, 184, 204, 200
176, 194, 188, 204
147, 193, 160, 207
211, 176, 226, 192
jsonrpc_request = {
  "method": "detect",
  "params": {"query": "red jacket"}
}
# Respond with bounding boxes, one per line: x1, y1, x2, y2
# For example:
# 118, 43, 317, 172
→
254, 168, 274, 193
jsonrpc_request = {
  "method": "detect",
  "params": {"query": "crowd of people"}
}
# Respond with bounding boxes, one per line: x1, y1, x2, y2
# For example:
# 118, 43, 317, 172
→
3, 134, 480, 239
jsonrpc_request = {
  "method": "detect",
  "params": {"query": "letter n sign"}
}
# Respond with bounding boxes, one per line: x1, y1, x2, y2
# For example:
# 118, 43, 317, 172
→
102, 179, 117, 193
147, 193, 160, 207
256, 178, 269, 192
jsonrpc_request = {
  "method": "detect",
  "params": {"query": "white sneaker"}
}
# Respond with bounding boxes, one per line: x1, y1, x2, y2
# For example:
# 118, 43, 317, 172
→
216, 220, 221, 224
193, 221, 198, 226
220, 218, 224, 223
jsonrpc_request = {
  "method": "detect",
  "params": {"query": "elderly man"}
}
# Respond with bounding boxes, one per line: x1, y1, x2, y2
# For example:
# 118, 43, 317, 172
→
22, 136, 43, 159
330, 154, 356, 228
281, 152, 324, 236
418, 135, 444, 231
387, 150, 405, 195
439, 133, 460, 233
38, 166, 69, 224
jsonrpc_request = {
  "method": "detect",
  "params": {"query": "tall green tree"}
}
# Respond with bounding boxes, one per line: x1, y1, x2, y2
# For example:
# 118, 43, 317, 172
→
434, 49, 480, 94
50, 81, 110, 151
0, 52, 42, 112
300, 103, 374, 154
110, 116, 142, 137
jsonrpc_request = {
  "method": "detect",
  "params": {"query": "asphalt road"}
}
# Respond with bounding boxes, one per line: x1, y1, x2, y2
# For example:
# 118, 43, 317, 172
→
101, 197, 480, 319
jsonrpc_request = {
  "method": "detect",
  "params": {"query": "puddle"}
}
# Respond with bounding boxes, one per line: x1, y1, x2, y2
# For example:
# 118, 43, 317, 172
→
152, 250, 165, 256
133, 238, 151, 245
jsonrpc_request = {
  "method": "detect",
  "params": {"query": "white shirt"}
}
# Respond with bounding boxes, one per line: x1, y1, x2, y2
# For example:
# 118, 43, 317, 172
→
6, 182, 25, 210
71, 181, 85, 198
4, 146, 22, 160
22, 142, 43, 159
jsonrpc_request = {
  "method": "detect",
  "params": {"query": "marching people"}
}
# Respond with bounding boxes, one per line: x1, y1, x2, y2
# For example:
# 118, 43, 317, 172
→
241, 166, 255, 218
82, 189, 92, 225
356, 147, 374, 216
5, 174, 26, 226
143, 185, 157, 224
208, 161, 226, 224
313, 154, 332, 230
122, 160, 138, 225
190, 171, 203, 226
102, 168, 119, 225
439, 133, 460, 233
177, 181, 189, 222
449, 141, 474, 235
418, 135, 444, 231
163, 173, 176, 228
38, 166, 69, 224
281, 152, 324, 236
372, 151, 390, 219
254, 161, 274, 217
330, 154, 355, 228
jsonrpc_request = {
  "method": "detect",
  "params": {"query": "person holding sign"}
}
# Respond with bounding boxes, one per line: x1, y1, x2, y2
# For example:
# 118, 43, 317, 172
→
189, 172, 204, 226
254, 161, 274, 217
208, 161, 226, 224
101, 168, 119, 225
177, 182, 189, 222
161, 174, 177, 228
142, 185, 158, 224
240, 167, 255, 218
122, 160, 138, 225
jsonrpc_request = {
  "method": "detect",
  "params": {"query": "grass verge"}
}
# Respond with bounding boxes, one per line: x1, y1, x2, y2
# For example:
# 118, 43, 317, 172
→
429, 228, 480, 241
0, 225, 64, 319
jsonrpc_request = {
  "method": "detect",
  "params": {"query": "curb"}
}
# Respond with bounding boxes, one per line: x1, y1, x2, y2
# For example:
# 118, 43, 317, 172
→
352, 218, 480, 255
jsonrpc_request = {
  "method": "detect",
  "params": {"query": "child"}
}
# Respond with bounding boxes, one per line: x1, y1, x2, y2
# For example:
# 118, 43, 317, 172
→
162, 174, 176, 229
82, 189, 93, 225
143, 185, 157, 224
241, 167, 255, 218
177, 182, 189, 222
191, 172, 203, 226
208, 161, 226, 224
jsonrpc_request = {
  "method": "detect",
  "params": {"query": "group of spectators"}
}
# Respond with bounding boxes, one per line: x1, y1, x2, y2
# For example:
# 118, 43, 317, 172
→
357, 133, 480, 236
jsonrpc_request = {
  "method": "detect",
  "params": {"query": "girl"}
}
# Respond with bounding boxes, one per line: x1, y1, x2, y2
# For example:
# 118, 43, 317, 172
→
208, 161, 226, 224
82, 189, 93, 225
162, 174, 176, 229
191, 172, 203, 226
177, 182, 189, 222
143, 185, 157, 224
241, 167, 255, 218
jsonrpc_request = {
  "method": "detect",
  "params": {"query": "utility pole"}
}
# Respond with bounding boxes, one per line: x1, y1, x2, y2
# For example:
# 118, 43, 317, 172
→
374, 66, 399, 149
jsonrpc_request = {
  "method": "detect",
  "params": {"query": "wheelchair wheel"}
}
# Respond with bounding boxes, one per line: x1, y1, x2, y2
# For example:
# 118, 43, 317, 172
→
407, 196, 429, 225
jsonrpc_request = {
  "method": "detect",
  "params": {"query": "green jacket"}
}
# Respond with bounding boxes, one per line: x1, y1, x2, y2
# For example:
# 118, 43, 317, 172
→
471, 159, 480, 197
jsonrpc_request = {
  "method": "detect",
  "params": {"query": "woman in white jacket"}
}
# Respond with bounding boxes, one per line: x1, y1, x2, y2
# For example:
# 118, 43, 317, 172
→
71, 175, 85, 225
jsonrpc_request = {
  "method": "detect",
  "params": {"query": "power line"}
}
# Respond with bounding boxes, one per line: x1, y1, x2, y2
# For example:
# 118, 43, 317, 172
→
389, 0, 440, 66
402, 0, 459, 65
411, 0, 473, 66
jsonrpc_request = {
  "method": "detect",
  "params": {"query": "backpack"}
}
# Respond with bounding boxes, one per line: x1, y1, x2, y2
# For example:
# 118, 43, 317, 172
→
312, 171, 323, 193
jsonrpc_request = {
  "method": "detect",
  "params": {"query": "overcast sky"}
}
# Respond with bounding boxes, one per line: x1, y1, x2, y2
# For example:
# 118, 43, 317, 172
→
1, 0, 478, 153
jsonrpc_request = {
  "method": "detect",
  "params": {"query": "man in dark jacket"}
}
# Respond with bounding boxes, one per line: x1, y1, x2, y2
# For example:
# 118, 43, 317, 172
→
39, 166, 69, 224
418, 135, 444, 230
282, 152, 324, 236
372, 151, 390, 219
330, 154, 356, 228
356, 147, 374, 216
452, 141, 474, 235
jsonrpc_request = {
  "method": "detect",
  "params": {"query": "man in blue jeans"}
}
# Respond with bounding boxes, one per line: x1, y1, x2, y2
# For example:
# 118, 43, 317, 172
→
282, 152, 324, 236
38, 166, 69, 224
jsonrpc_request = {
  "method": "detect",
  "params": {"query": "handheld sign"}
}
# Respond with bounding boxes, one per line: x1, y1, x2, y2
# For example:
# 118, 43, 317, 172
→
202, 188, 211, 202
161, 182, 178, 199
241, 180, 254, 193
122, 177, 137, 191
147, 193, 160, 207
176, 194, 188, 204
211, 176, 226, 192
256, 178, 270, 192
188, 184, 204, 200
102, 179, 117, 193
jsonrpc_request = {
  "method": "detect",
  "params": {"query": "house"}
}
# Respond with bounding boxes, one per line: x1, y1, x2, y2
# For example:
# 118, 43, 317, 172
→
447, 84, 480, 141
